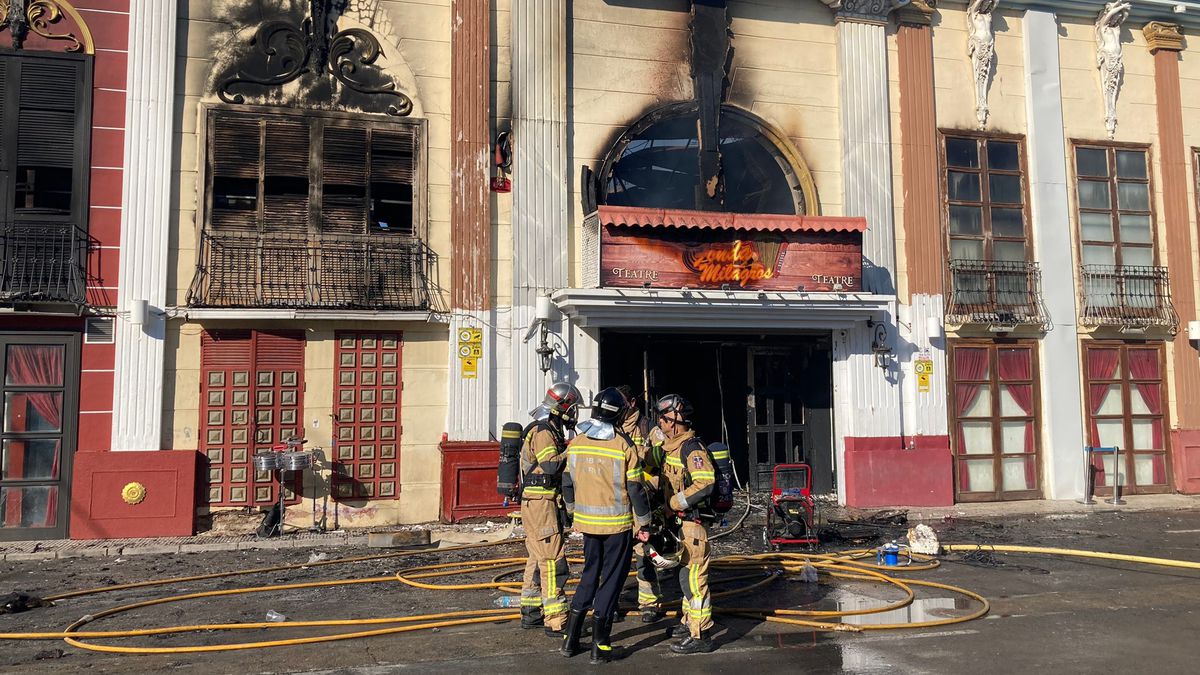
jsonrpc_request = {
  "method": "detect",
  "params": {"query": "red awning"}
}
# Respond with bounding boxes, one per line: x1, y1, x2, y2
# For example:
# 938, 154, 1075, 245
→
596, 205, 867, 234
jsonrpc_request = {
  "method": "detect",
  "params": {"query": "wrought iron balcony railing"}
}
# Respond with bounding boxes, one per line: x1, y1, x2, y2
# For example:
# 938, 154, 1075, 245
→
1079, 264, 1178, 333
187, 231, 438, 311
0, 221, 89, 307
945, 259, 1050, 330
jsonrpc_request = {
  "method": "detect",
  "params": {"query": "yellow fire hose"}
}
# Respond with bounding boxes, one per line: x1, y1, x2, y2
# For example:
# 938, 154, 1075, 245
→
1, 539, 1194, 655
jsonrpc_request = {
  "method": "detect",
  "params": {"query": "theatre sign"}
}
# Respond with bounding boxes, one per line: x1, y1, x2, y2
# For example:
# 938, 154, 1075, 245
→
597, 206, 866, 292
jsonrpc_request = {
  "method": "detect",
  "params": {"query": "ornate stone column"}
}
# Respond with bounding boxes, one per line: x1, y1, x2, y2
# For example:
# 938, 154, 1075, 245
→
110, 0, 179, 450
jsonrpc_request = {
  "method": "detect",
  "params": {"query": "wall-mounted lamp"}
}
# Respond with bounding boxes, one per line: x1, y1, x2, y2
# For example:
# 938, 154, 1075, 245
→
871, 321, 892, 370
129, 299, 149, 326
531, 295, 559, 375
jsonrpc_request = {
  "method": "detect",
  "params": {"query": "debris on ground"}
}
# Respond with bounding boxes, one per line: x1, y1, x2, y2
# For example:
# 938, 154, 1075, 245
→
1, 593, 52, 614
907, 524, 940, 555
33, 649, 64, 660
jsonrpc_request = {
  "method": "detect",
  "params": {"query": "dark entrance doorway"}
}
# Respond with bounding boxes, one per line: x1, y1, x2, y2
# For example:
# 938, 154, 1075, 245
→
600, 331, 834, 494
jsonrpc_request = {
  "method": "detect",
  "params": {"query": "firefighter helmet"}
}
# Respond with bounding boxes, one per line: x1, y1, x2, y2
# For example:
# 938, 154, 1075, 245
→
591, 387, 628, 424
655, 394, 694, 427
529, 382, 583, 425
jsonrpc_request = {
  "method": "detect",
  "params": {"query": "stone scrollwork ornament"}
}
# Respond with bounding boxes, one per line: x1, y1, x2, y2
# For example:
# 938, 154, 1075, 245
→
1095, 1, 1131, 139
967, 0, 998, 130
819, 0, 911, 24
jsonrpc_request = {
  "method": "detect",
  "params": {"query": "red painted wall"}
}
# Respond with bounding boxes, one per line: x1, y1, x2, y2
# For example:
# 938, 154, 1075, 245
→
843, 436, 954, 508
70, 450, 197, 539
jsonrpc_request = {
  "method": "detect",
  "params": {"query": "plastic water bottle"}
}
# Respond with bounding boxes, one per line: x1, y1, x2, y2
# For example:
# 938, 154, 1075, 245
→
493, 595, 523, 608
265, 609, 288, 622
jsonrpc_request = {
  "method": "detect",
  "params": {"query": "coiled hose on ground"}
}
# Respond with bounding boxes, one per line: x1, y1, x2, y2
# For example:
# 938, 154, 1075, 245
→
1, 539, 1197, 655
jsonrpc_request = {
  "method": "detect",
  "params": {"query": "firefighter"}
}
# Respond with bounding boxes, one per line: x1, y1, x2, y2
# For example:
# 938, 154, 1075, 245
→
656, 394, 716, 654
559, 387, 653, 664
518, 382, 582, 636
616, 385, 666, 623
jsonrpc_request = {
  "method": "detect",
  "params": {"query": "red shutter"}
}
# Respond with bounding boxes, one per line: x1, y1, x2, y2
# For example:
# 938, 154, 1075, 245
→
200, 329, 305, 506
332, 331, 403, 500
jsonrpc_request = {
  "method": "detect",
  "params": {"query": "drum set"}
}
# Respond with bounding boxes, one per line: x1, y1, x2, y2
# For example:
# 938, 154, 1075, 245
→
253, 438, 314, 538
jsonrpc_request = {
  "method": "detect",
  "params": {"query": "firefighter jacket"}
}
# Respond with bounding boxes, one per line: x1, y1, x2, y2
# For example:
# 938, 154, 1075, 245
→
519, 422, 566, 501
561, 429, 652, 535
622, 412, 663, 489
661, 430, 715, 514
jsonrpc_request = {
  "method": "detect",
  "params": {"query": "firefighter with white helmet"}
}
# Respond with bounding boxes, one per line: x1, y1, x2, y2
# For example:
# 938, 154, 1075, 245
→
517, 382, 582, 636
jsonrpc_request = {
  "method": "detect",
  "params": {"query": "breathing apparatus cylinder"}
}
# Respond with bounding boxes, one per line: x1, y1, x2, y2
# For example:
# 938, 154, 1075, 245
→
707, 442, 735, 514
497, 422, 523, 497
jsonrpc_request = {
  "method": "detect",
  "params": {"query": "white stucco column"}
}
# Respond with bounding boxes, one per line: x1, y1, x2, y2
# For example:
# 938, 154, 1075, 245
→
830, 5, 903, 443
110, 0, 178, 451
1024, 10, 1086, 500
510, 0, 570, 420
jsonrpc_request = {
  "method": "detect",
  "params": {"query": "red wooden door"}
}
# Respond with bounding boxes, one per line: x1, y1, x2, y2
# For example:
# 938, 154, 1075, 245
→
200, 330, 305, 506
332, 332, 402, 500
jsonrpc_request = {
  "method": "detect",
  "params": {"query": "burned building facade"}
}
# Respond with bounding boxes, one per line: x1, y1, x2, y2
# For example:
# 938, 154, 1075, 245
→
7, 0, 1200, 539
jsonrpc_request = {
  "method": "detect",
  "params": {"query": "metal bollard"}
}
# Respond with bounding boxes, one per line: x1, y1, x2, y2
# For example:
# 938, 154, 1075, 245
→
1077, 446, 1096, 505
1107, 445, 1126, 506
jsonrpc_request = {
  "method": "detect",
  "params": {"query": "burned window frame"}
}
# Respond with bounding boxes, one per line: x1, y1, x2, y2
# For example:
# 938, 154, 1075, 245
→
199, 105, 428, 241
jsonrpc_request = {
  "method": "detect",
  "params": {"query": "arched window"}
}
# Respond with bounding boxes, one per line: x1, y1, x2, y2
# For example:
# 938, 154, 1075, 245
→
598, 103, 816, 215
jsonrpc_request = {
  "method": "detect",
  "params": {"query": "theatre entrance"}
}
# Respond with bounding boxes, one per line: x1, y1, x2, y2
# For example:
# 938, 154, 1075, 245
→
600, 331, 835, 494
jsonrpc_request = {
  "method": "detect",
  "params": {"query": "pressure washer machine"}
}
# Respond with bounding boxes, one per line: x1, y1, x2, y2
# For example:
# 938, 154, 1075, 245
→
762, 463, 819, 550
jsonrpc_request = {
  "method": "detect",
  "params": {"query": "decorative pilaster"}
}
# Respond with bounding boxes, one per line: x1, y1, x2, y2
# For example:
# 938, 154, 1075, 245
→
1095, 2, 1131, 139
110, 0, 178, 451
1023, 9, 1086, 499
1144, 21, 1184, 53
447, 0, 493, 441
967, 0, 998, 130
510, 0, 569, 419
820, 0, 911, 25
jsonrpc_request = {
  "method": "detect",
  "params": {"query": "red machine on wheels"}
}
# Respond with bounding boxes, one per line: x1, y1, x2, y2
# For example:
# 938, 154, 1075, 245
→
762, 463, 819, 550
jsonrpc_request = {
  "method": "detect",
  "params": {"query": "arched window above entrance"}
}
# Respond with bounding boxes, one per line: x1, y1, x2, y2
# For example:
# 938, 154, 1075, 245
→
597, 103, 818, 216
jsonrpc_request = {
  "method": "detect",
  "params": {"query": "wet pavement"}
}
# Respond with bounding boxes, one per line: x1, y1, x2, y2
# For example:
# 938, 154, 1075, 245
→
1, 507, 1199, 673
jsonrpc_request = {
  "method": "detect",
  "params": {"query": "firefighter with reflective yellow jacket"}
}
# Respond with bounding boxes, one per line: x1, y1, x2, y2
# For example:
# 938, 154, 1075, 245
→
518, 383, 582, 636
616, 385, 666, 623
558, 387, 654, 664
656, 393, 716, 654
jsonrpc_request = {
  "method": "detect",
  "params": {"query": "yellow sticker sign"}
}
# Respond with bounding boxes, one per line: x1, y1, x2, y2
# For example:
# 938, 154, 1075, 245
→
915, 357, 934, 393
461, 357, 478, 379
458, 328, 483, 379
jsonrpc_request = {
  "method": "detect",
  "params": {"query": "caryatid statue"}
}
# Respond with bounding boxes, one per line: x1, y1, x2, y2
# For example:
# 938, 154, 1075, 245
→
1095, 1, 1131, 139
967, 0, 998, 130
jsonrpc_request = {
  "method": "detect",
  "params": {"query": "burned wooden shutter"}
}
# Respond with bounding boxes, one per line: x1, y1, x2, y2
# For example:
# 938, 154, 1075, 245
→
0, 58, 9, 216
262, 118, 311, 233
369, 126, 416, 236
13, 56, 86, 220
321, 124, 369, 234
209, 111, 262, 232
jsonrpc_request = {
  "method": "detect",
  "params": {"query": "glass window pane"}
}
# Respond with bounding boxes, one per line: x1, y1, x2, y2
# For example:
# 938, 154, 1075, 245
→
951, 238, 983, 260
1131, 418, 1161, 450
954, 347, 990, 379
1082, 244, 1116, 266
1095, 418, 1124, 449
959, 387, 993, 418
1, 439, 61, 480
948, 171, 981, 201
987, 142, 1019, 171
989, 174, 1023, 204
0, 486, 58, 529
1000, 420, 1032, 454
960, 421, 994, 454
1094, 384, 1124, 415
1001, 456, 1037, 491
949, 205, 983, 235
960, 458, 995, 492
3, 392, 63, 432
991, 207, 1024, 238
993, 241, 1025, 261
1081, 212, 1114, 242
1133, 454, 1167, 486
1121, 246, 1154, 267
1117, 182, 1150, 211
6, 345, 64, 386
1119, 214, 1153, 244
1116, 150, 1147, 179
946, 137, 980, 168
999, 385, 1032, 416
1076, 147, 1109, 177
1078, 180, 1111, 209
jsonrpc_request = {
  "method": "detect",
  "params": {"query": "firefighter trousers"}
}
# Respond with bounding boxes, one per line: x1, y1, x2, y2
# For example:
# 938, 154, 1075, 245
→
633, 540, 662, 609
520, 498, 567, 629
677, 520, 712, 638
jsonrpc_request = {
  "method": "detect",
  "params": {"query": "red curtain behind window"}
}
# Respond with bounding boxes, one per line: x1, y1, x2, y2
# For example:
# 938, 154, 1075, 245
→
1128, 349, 1165, 484
999, 348, 1036, 487
3, 346, 64, 529
954, 348, 989, 492
1086, 348, 1121, 487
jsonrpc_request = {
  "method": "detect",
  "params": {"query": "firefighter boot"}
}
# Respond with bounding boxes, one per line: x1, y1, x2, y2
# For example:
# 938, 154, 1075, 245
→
669, 622, 689, 639
559, 609, 586, 658
520, 606, 544, 630
670, 629, 714, 655
641, 607, 665, 623
589, 616, 616, 664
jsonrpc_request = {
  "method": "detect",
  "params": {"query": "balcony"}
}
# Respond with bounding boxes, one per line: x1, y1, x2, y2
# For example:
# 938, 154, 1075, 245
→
1079, 264, 1178, 333
187, 231, 438, 312
945, 259, 1050, 330
0, 222, 89, 308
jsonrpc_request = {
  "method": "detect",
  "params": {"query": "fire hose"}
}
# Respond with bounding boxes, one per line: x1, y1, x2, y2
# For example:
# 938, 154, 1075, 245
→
0, 540, 1196, 655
